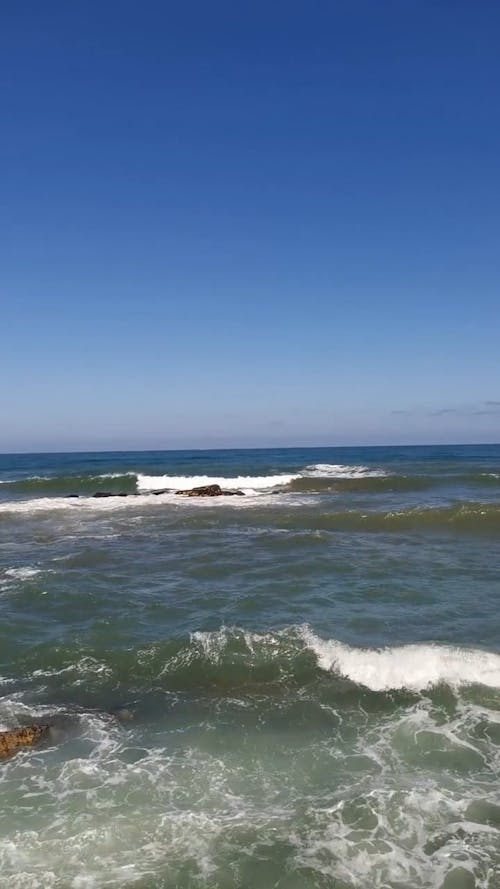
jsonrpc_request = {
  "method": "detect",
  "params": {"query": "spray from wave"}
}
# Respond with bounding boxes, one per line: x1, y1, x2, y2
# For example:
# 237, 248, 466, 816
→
303, 463, 388, 479
298, 627, 500, 692
136, 472, 299, 492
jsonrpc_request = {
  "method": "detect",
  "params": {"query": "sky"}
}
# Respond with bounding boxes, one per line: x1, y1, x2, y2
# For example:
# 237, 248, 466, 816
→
1, 0, 499, 451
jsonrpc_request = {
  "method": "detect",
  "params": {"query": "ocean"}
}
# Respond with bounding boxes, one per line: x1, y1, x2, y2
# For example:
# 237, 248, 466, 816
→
1, 444, 499, 889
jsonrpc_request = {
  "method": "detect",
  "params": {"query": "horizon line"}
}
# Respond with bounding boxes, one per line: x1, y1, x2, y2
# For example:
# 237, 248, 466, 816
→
1, 441, 499, 457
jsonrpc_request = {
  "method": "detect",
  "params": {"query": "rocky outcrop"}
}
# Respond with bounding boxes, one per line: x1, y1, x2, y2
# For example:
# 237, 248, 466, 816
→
176, 484, 245, 497
65, 486, 245, 499
0, 725, 50, 759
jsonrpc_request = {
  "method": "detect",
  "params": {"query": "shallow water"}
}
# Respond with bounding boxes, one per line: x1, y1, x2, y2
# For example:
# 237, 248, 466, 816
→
1, 445, 500, 888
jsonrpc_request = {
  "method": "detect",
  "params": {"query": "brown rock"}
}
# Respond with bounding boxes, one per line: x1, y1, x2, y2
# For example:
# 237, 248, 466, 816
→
176, 484, 244, 497
177, 484, 224, 496
0, 725, 50, 759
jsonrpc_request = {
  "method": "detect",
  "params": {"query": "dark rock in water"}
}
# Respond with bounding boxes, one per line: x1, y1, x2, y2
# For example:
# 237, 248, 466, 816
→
92, 492, 131, 498
177, 484, 224, 497
113, 707, 134, 721
176, 484, 244, 497
0, 725, 50, 759
66, 494, 80, 498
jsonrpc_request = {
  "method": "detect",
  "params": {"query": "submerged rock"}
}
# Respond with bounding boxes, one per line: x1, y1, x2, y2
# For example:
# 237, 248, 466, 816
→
93, 492, 132, 498
0, 725, 50, 759
66, 486, 245, 499
176, 484, 244, 497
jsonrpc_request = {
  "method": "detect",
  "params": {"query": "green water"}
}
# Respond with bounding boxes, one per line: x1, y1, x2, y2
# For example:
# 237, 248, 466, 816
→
1, 446, 500, 888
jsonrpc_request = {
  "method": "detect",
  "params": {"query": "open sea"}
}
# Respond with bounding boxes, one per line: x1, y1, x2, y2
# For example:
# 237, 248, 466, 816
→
1, 444, 500, 889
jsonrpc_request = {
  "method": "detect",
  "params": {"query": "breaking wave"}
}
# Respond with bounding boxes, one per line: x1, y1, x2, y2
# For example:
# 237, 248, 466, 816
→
7, 626, 500, 695
3, 463, 500, 502
0, 472, 137, 496
1, 496, 499, 537
3, 626, 500, 888
136, 472, 299, 492
303, 463, 388, 478
298, 627, 500, 692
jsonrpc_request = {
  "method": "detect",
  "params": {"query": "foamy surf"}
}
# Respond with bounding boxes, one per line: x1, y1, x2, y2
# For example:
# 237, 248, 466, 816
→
137, 464, 387, 491
4, 567, 41, 580
136, 472, 299, 492
303, 463, 388, 478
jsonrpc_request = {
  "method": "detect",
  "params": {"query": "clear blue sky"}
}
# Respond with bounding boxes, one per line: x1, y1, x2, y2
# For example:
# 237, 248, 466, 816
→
1, 1, 499, 451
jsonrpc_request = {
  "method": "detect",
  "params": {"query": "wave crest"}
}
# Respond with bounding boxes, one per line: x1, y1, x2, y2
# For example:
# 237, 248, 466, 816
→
298, 627, 500, 691
136, 473, 298, 492
11, 627, 500, 694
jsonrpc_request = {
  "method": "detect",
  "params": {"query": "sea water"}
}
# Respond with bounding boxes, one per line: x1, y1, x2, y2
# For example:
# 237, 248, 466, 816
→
1, 444, 499, 888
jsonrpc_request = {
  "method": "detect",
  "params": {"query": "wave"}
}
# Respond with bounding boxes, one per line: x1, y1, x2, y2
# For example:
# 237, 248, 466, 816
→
191, 626, 500, 692
136, 464, 388, 493
303, 463, 388, 478
298, 628, 500, 691
280, 502, 500, 533
136, 472, 298, 492
2, 460, 499, 506
0, 473, 137, 496
1, 495, 499, 534
8, 626, 500, 695
134, 464, 391, 493
290, 474, 434, 493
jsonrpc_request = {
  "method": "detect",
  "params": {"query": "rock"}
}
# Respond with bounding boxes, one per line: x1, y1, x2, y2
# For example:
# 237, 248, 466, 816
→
114, 708, 134, 721
0, 725, 51, 759
92, 492, 131, 498
176, 484, 244, 497
177, 484, 224, 496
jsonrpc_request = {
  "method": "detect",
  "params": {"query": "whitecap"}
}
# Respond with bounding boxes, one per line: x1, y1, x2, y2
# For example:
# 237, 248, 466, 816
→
299, 626, 500, 691
137, 472, 299, 492
303, 463, 388, 479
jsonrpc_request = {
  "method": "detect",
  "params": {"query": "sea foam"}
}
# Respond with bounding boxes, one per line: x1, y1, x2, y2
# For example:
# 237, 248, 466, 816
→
299, 627, 500, 691
136, 472, 299, 492
303, 463, 388, 478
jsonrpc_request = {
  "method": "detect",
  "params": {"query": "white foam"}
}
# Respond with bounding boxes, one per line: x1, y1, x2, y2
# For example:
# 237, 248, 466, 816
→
4, 567, 41, 580
0, 488, 300, 517
1, 673, 499, 888
0, 475, 48, 484
0, 490, 338, 518
94, 472, 136, 479
303, 463, 388, 478
299, 627, 500, 691
137, 473, 299, 492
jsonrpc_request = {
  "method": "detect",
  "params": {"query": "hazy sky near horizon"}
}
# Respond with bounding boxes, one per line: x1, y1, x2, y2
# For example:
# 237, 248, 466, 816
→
1, 1, 499, 452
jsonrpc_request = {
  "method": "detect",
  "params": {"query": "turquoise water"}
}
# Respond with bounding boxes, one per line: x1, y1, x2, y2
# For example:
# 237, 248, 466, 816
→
1, 445, 500, 888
